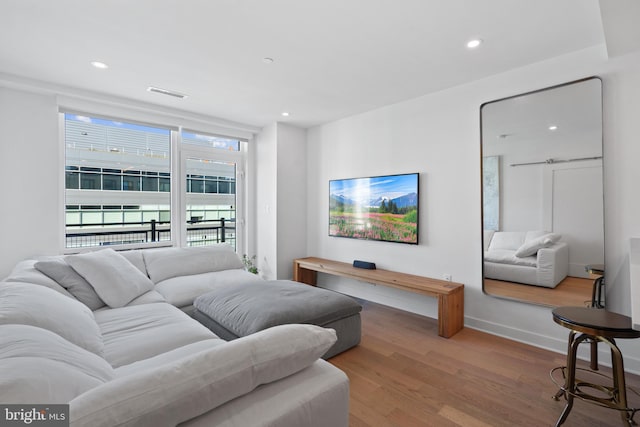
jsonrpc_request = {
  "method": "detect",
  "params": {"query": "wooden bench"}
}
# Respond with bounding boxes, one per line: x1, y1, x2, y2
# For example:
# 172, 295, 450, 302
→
293, 257, 464, 338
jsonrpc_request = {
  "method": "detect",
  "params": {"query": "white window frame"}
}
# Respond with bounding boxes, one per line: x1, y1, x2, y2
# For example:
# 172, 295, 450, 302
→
59, 109, 249, 255
177, 131, 246, 254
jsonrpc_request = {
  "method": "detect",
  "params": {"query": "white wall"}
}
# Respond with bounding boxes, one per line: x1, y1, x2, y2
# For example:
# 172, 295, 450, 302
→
255, 123, 278, 279
255, 122, 307, 280
305, 45, 640, 372
0, 88, 59, 277
275, 124, 307, 279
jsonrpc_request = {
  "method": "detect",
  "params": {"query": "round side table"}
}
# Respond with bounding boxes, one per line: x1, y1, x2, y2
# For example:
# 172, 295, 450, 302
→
552, 306, 640, 426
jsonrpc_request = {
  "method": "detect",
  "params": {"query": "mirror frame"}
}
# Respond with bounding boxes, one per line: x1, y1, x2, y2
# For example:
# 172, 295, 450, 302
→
480, 76, 604, 307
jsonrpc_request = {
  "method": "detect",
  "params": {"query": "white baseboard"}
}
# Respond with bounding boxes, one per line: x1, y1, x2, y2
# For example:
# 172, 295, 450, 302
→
465, 315, 640, 375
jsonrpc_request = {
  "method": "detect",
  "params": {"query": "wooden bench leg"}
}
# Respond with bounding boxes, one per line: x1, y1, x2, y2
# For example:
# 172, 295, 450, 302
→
293, 263, 318, 286
438, 287, 464, 338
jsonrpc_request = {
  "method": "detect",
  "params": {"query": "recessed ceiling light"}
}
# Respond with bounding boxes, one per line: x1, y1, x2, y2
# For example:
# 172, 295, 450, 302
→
466, 39, 482, 49
548, 125, 558, 131
281, 112, 290, 117
90, 61, 109, 69
262, 57, 274, 64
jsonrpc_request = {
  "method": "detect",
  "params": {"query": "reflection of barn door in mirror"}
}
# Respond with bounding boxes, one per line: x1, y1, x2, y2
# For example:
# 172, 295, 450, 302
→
482, 156, 500, 231
543, 161, 604, 278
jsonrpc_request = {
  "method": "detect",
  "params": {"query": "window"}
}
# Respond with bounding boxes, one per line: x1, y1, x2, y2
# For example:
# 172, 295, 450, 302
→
102, 169, 122, 191
159, 173, 170, 192
182, 131, 240, 151
63, 114, 246, 252
65, 166, 79, 189
80, 167, 101, 190
122, 170, 141, 191
64, 114, 171, 248
142, 171, 159, 191
182, 130, 241, 249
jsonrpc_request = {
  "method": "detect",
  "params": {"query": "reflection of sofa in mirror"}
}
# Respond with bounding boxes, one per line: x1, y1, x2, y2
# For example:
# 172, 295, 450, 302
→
483, 230, 569, 288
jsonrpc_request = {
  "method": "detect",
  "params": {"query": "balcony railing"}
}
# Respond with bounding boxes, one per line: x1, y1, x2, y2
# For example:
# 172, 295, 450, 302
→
65, 218, 235, 248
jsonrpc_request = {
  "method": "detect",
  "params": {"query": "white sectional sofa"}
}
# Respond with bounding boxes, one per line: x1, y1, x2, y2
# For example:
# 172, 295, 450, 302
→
0, 245, 350, 427
483, 230, 569, 288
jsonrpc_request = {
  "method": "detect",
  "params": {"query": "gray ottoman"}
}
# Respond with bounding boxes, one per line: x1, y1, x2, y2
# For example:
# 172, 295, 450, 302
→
193, 280, 362, 359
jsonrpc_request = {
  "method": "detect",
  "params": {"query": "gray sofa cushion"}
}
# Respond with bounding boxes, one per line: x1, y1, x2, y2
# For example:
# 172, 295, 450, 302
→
193, 280, 362, 337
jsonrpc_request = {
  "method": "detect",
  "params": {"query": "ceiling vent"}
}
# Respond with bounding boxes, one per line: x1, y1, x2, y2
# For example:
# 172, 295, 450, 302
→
147, 86, 188, 99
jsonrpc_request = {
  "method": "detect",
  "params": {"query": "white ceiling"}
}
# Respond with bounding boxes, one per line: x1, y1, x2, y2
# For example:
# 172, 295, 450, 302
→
482, 78, 603, 160
0, 0, 615, 129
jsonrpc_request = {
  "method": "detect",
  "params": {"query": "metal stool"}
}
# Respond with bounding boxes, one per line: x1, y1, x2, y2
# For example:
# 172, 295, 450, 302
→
551, 307, 640, 426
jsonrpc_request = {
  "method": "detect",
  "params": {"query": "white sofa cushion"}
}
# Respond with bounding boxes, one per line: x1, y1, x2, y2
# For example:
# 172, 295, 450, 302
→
70, 324, 337, 427
119, 250, 148, 275
180, 359, 349, 427
155, 269, 263, 308
487, 231, 526, 251
0, 282, 104, 355
94, 303, 215, 368
34, 257, 106, 310
3, 259, 76, 299
67, 249, 154, 308
484, 249, 537, 267
515, 233, 561, 258
115, 339, 224, 377
0, 324, 114, 404
143, 245, 244, 283
125, 289, 166, 306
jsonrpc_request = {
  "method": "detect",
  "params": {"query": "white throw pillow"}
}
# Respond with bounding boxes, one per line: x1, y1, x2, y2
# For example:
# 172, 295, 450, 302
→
0, 324, 114, 404
543, 233, 561, 245
35, 257, 106, 310
66, 249, 154, 308
70, 324, 337, 427
0, 282, 104, 355
143, 244, 244, 283
515, 233, 561, 258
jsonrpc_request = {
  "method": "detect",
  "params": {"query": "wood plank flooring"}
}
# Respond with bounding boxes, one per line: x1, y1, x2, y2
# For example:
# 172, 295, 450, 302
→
484, 276, 593, 307
329, 300, 640, 426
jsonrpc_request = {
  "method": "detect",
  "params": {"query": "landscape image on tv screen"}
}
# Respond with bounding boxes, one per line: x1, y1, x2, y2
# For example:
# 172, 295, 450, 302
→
329, 173, 419, 244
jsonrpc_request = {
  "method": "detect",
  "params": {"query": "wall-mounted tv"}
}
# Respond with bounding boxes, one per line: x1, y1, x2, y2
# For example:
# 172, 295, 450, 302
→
329, 173, 419, 244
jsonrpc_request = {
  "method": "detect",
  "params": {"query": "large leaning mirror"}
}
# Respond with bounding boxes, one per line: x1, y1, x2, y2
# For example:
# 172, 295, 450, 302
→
481, 77, 603, 307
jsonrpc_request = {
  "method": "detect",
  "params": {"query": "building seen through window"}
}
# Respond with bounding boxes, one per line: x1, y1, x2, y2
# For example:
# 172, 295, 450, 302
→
64, 114, 239, 249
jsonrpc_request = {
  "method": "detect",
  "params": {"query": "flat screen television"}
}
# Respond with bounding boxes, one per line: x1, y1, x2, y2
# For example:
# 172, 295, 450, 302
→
329, 173, 419, 244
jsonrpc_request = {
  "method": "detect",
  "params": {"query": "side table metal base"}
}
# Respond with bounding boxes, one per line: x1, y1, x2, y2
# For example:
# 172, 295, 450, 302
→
551, 331, 637, 426
551, 307, 640, 427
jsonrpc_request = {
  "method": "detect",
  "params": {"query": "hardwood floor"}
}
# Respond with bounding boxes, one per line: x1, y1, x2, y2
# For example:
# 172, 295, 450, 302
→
484, 276, 594, 307
329, 300, 640, 426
